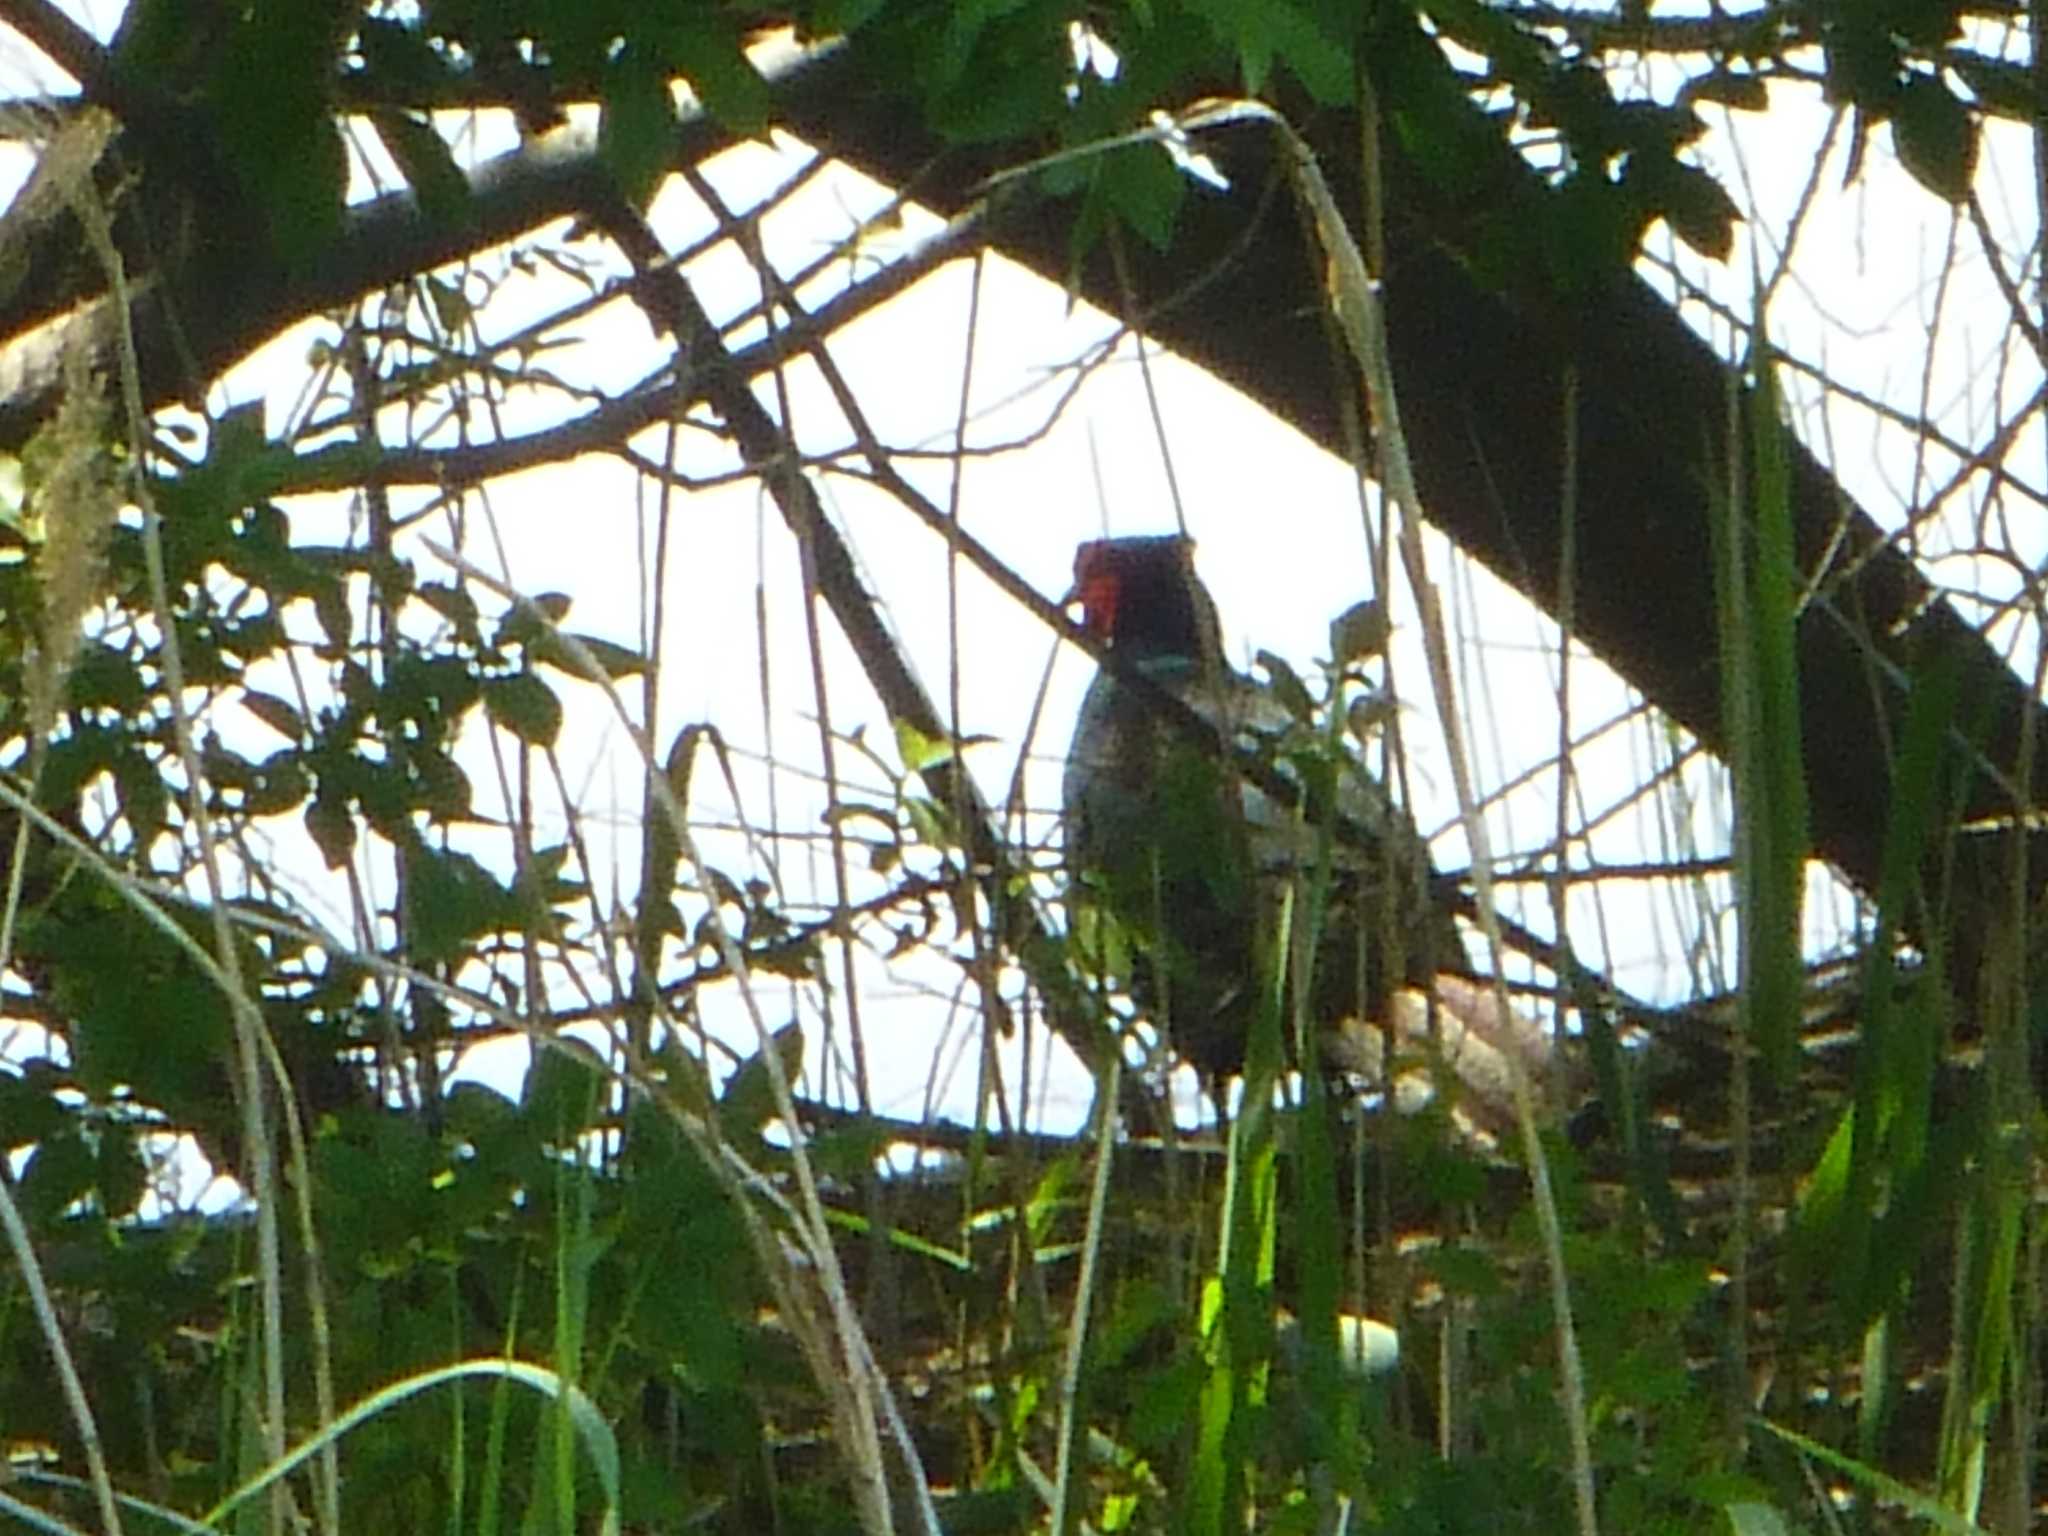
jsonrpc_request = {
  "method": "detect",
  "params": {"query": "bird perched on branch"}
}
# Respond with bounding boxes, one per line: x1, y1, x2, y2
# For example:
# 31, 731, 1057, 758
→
1061, 535, 1460, 1093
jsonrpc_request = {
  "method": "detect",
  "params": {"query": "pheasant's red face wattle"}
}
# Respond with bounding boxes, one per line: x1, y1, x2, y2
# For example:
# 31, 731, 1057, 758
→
1073, 536, 1187, 647
1075, 556, 1122, 640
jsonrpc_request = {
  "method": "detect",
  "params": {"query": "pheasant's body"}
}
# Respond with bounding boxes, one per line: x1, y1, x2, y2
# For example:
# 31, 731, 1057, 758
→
1062, 536, 1457, 1086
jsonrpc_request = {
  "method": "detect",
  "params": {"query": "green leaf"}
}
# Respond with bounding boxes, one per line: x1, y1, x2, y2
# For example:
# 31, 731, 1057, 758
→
1328, 599, 1389, 666
154, 406, 278, 569
1638, 155, 1741, 262
933, 0, 1019, 92
208, 5, 348, 271
599, 44, 676, 209
68, 642, 150, 715
1260, 0, 1354, 105
903, 792, 958, 848
893, 717, 946, 774
908, 0, 1071, 144
810, 0, 889, 31
521, 1038, 610, 1142
1892, 0, 1967, 50
407, 843, 521, 964
666, 17, 772, 135
1129, 1350, 1205, 1452
0, 1064, 68, 1147
19, 1126, 96, 1223
718, 1023, 804, 1138
1254, 650, 1316, 723
1683, 70, 1769, 114
1724, 1503, 1792, 1536
38, 892, 233, 1149
407, 743, 476, 821
1098, 139, 1187, 253
933, 48, 1069, 143
247, 748, 312, 816
309, 564, 354, 653
483, 670, 564, 748
650, 1033, 716, 1120
496, 590, 574, 649
1891, 72, 1977, 203
1424, 1242, 1504, 1298
808, 1118, 892, 1181
532, 630, 648, 680
43, 721, 117, 817
355, 16, 454, 96
1189, 0, 1354, 100
1947, 51, 2039, 124
305, 786, 356, 869
1752, 1418, 1989, 1536
1376, 9, 1503, 196
415, 580, 485, 650
112, 744, 168, 850
752, 931, 820, 978
1345, 690, 1396, 746
95, 1121, 147, 1218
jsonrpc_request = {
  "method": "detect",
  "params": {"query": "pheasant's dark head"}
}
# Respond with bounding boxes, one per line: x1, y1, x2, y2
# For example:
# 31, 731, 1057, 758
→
1073, 536, 1222, 665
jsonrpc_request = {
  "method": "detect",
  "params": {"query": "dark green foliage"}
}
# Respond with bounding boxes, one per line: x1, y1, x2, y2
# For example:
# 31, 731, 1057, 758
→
0, 1, 2029, 1532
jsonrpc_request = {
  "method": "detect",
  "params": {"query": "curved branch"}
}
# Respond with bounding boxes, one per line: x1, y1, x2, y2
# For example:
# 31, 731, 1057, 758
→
0, 42, 832, 448
0, 0, 109, 93
763, 37, 2048, 1001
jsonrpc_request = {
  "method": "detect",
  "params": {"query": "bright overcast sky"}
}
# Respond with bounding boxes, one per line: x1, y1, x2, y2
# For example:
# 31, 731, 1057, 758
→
2, 9, 2040, 1152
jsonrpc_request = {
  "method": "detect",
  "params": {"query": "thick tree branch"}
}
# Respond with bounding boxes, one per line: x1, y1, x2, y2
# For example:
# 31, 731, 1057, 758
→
764, 40, 2048, 1000
6, 30, 2043, 1002
282, 205, 985, 497
0, 97, 730, 448
578, 186, 1120, 1079
0, 0, 107, 94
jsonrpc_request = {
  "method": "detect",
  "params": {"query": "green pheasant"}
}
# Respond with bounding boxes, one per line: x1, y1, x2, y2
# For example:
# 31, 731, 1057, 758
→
1061, 535, 1460, 1091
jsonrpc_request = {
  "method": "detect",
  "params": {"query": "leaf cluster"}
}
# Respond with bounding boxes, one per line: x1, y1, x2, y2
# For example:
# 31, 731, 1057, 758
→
0, 1, 2039, 1533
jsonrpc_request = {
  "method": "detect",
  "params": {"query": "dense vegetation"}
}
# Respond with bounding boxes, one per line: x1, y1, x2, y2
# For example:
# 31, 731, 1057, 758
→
0, 2, 2043, 1532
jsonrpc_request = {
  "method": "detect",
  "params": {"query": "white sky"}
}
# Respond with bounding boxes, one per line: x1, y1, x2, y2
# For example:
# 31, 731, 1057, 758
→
1, 10, 2041, 1173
